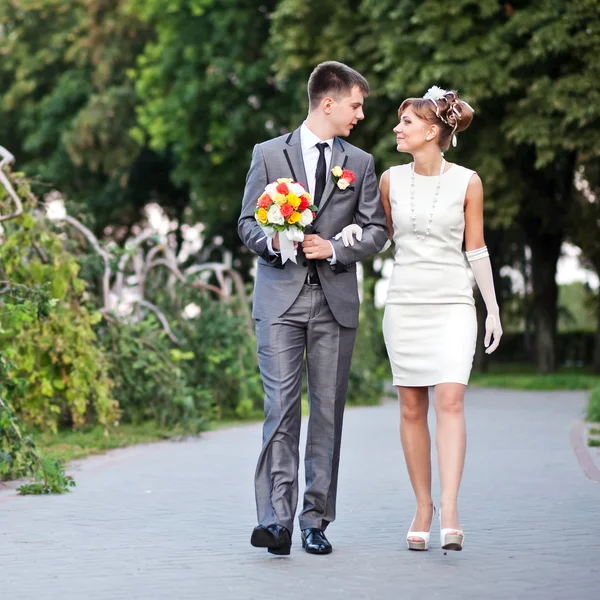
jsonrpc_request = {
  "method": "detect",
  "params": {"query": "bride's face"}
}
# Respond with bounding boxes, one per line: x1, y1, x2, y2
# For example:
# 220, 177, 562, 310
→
393, 106, 429, 153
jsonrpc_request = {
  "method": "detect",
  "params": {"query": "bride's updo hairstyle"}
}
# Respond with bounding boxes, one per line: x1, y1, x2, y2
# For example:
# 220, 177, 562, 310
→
399, 86, 474, 151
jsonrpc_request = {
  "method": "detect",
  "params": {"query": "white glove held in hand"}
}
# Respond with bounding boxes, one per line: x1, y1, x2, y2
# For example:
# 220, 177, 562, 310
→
334, 224, 363, 247
466, 246, 503, 354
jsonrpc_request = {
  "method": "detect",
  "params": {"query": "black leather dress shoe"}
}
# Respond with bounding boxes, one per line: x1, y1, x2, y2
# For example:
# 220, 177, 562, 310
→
301, 528, 332, 554
250, 524, 292, 555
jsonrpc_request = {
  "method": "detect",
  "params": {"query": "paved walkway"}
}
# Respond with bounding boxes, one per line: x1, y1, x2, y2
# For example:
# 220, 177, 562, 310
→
1, 389, 599, 599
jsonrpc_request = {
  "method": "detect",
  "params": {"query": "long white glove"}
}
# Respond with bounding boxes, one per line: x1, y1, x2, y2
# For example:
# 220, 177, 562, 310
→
334, 224, 392, 252
466, 246, 502, 354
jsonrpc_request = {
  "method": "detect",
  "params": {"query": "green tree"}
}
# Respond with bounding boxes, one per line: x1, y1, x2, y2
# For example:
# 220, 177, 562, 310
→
272, 0, 600, 373
0, 0, 185, 233
128, 0, 289, 266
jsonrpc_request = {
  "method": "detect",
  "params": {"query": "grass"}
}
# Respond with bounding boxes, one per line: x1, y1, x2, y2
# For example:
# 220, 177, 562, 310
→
470, 364, 600, 391
32, 422, 192, 464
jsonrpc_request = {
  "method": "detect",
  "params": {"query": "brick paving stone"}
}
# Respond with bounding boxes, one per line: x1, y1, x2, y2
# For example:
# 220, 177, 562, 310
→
1, 388, 598, 599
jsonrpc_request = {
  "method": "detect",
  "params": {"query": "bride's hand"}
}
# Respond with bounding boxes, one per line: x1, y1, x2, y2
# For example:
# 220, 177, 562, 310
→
334, 224, 363, 247
484, 313, 503, 354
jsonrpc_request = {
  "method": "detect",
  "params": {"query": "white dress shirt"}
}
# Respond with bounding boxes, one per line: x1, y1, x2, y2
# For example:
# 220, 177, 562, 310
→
300, 122, 334, 198
267, 121, 337, 263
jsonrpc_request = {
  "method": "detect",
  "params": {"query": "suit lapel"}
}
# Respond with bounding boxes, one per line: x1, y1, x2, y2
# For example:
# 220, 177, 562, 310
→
312, 137, 347, 226
283, 128, 309, 191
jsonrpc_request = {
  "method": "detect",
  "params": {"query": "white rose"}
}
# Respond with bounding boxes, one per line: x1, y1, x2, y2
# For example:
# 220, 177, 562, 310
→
267, 203, 285, 225
337, 178, 350, 190
264, 182, 278, 199
288, 182, 305, 197
299, 208, 314, 227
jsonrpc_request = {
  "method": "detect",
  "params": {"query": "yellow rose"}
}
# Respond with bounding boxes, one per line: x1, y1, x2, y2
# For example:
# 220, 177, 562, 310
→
257, 208, 268, 223
287, 211, 302, 225
287, 193, 301, 209
331, 166, 343, 178
277, 177, 293, 184
274, 193, 287, 205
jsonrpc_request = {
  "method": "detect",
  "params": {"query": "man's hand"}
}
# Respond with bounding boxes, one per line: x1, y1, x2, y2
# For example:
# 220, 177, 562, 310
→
302, 234, 333, 260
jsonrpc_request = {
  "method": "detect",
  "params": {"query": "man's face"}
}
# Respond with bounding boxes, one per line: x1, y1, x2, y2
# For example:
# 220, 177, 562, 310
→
328, 85, 365, 137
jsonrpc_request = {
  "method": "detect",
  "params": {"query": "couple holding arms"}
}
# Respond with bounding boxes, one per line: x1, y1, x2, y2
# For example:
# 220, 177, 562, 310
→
238, 61, 501, 556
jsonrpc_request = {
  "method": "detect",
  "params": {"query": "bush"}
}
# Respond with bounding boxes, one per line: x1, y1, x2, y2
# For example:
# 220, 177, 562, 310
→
0, 182, 117, 431
346, 281, 388, 406
0, 287, 75, 493
586, 386, 600, 422
100, 316, 210, 432
173, 295, 264, 420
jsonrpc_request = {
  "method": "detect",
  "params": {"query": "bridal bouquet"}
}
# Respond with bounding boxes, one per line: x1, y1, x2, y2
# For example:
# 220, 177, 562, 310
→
254, 178, 317, 264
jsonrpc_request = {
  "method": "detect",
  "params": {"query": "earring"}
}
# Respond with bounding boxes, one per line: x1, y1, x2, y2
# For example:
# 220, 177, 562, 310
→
426, 137, 431, 141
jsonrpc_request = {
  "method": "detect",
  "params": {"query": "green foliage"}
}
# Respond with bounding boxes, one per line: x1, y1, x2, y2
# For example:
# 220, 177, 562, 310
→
32, 421, 189, 464
0, 173, 117, 432
0, 0, 183, 233
128, 0, 288, 256
100, 316, 210, 431
346, 277, 387, 406
1, 396, 75, 494
0, 395, 39, 481
171, 295, 264, 420
558, 283, 597, 333
0, 289, 74, 494
17, 458, 75, 495
586, 386, 600, 422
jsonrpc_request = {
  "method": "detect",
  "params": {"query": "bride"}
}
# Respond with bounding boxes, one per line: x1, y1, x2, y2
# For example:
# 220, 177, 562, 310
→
340, 86, 502, 551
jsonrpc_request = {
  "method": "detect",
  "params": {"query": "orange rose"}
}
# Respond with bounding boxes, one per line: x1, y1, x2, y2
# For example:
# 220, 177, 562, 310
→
276, 182, 289, 195
280, 203, 294, 218
258, 193, 271, 209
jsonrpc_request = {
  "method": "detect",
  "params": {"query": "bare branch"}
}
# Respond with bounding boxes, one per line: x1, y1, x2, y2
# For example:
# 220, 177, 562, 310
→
54, 214, 111, 309
145, 258, 225, 296
0, 146, 24, 222
114, 230, 156, 297
131, 299, 181, 344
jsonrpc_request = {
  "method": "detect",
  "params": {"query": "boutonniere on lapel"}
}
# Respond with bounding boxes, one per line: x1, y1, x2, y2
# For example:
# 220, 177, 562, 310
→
331, 166, 355, 190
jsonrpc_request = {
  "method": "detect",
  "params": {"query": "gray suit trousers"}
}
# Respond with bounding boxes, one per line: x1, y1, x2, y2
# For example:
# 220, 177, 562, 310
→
254, 283, 357, 534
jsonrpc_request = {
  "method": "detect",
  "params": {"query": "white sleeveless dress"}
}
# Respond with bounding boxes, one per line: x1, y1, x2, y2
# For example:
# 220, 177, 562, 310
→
382, 163, 477, 387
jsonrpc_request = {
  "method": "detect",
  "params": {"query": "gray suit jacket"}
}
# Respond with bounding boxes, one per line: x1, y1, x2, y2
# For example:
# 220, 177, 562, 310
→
238, 127, 388, 328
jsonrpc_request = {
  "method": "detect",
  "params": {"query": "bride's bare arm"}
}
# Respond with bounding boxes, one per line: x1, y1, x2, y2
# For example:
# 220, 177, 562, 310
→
379, 169, 394, 240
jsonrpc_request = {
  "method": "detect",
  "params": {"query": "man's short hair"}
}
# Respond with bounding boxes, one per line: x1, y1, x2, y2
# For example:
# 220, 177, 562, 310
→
307, 61, 369, 110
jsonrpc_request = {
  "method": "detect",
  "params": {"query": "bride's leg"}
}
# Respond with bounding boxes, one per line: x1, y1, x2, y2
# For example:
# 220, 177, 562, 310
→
433, 383, 467, 534
398, 386, 434, 540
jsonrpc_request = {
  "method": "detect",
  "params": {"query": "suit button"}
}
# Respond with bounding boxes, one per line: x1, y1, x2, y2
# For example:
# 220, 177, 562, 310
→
302, 261, 308, 267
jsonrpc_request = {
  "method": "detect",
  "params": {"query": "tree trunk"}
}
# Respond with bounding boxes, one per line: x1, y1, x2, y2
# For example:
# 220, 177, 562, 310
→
529, 231, 562, 373
520, 152, 575, 374
473, 290, 488, 371
594, 290, 600, 374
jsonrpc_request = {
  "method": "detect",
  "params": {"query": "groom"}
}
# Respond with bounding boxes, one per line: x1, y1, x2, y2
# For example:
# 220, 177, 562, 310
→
238, 61, 388, 555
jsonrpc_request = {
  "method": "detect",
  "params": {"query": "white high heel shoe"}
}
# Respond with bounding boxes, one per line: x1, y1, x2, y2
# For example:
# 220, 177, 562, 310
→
406, 506, 436, 551
439, 509, 465, 551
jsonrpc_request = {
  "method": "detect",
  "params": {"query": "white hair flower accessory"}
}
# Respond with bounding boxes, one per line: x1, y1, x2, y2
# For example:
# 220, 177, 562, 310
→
422, 85, 467, 148
423, 86, 448, 101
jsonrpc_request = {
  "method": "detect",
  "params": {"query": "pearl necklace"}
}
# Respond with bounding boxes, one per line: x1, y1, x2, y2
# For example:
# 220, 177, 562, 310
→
409, 158, 445, 241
